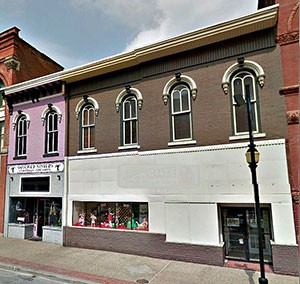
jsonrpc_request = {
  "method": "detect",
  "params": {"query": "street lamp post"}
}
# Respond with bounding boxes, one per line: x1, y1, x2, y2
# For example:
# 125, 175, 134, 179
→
244, 86, 268, 284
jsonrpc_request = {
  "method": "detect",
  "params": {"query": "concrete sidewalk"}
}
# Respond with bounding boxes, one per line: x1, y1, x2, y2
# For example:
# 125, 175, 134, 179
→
0, 236, 298, 284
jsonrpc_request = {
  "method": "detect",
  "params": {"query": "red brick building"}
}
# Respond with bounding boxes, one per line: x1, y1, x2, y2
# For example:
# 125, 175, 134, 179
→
277, 0, 299, 243
0, 27, 63, 233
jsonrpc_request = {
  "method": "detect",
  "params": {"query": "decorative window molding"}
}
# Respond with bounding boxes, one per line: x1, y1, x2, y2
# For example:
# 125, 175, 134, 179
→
115, 86, 143, 113
12, 112, 30, 130
75, 96, 99, 119
221, 60, 265, 95
162, 73, 197, 105
41, 105, 62, 126
80, 103, 96, 150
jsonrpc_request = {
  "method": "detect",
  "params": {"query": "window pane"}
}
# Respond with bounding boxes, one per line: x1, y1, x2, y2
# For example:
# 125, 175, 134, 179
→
124, 121, 130, 144
233, 78, 243, 100
181, 88, 189, 111
244, 77, 255, 101
83, 109, 88, 126
172, 90, 180, 113
131, 99, 136, 118
132, 120, 137, 144
90, 126, 95, 147
235, 105, 248, 133
124, 101, 130, 119
54, 132, 58, 151
89, 108, 95, 125
83, 128, 88, 148
174, 113, 191, 140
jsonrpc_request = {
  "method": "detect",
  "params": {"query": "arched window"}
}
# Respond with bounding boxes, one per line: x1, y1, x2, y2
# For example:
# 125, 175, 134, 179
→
116, 86, 142, 148
75, 96, 99, 152
171, 84, 192, 141
81, 103, 95, 150
163, 74, 197, 144
16, 114, 27, 157
222, 59, 265, 137
231, 71, 259, 134
122, 95, 138, 146
45, 110, 59, 154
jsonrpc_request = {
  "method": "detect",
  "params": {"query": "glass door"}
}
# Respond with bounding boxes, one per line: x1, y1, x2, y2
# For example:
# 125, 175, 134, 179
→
222, 207, 272, 262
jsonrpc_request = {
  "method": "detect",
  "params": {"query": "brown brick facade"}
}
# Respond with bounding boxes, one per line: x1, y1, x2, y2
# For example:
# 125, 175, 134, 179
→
272, 244, 299, 275
67, 45, 286, 156
64, 226, 225, 266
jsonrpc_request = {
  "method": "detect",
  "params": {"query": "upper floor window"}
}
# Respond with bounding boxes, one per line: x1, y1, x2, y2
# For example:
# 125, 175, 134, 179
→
231, 71, 259, 135
163, 73, 197, 145
41, 104, 62, 156
81, 103, 95, 150
171, 84, 192, 141
122, 96, 138, 146
75, 96, 99, 153
222, 59, 265, 138
15, 114, 27, 158
116, 86, 143, 149
45, 111, 59, 154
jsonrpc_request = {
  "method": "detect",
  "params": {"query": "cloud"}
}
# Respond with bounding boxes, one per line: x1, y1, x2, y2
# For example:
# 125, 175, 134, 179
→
123, 0, 258, 52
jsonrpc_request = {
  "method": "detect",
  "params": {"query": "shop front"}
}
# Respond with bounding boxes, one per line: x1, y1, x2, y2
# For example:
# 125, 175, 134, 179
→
4, 162, 64, 244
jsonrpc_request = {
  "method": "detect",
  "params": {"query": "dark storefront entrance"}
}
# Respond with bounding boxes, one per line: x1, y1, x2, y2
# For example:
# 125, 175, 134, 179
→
10, 197, 62, 237
222, 207, 272, 263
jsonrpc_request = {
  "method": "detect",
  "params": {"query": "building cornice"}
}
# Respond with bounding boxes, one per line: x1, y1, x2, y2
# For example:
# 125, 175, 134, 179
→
60, 4, 279, 83
1, 4, 279, 93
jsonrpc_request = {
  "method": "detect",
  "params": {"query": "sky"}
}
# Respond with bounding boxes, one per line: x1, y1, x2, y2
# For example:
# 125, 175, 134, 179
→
0, 0, 258, 69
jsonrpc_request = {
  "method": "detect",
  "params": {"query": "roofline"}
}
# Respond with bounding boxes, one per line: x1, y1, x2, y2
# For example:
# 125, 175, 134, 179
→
61, 4, 278, 83
1, 4, 278, 94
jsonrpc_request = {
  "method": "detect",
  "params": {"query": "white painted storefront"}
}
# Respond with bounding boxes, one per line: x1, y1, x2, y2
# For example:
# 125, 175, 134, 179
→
65, 139, 296, 255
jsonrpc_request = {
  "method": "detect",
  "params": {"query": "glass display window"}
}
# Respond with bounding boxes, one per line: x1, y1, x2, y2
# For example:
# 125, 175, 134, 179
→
73, 201, 148, 231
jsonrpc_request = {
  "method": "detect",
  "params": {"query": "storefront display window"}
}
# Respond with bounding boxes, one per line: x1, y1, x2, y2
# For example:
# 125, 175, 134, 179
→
73, 202, 148, 231
9, 197, 62, 234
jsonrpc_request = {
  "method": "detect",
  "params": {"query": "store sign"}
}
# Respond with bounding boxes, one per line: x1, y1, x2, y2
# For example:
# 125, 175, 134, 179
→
8, 162, 64, 174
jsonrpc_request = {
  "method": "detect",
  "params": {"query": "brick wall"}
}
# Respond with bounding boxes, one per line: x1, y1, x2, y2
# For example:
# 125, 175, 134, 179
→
272, 244, 299, 275
64, 226, 225, 266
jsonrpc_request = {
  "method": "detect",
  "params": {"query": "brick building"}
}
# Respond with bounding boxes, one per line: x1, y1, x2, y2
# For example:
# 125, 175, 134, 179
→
276, 0, 299, 244
1, 3, 298, 277
60, 5, 297, 275
0, 27, 63, 233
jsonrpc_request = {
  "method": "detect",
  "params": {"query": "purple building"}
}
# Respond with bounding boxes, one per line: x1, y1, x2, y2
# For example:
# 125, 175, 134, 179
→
3, 73, 65, 243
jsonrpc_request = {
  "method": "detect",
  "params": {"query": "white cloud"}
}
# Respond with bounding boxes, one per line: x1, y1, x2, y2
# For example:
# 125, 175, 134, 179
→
124, 0, 258, 52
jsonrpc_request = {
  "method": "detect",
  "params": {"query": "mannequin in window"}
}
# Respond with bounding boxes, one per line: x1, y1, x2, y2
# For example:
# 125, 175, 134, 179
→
90, 212, 97, 227
49, 201, 57, 226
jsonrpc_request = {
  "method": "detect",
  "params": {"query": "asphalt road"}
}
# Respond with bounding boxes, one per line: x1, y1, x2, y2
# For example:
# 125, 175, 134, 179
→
0, 267, 90, 284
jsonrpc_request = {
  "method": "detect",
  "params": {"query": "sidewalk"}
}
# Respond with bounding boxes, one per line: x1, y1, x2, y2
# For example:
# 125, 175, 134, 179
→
0, 236, 298, 284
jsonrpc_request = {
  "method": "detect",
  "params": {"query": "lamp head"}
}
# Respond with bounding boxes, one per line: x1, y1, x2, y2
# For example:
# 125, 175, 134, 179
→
245, 147, 260, 164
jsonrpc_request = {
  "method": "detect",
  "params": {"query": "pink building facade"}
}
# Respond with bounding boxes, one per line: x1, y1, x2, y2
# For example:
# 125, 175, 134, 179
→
3, 76, 65, 243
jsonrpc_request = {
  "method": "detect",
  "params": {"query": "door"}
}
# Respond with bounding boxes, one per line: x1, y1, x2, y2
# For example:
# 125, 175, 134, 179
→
222, 207, 272, 262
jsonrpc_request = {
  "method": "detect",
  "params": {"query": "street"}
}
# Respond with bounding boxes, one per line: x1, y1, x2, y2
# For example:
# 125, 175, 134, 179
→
0, 267, 88, 284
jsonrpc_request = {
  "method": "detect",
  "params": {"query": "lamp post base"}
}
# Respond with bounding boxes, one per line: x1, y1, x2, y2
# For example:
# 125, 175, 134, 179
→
259, 277, 268, 284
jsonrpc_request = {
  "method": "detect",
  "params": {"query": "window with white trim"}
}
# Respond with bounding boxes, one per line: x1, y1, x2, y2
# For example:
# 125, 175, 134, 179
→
222, 59, 265, 138
16, 114, 27, 157
45, 110, 59, 154
81, 103, 95, 150
171, 84, 192, 141
122, 95, 138, 146
231, 71, 259, 135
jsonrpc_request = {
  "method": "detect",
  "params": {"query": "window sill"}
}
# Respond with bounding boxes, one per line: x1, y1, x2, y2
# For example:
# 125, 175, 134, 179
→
118, 145, 140, 150
43, 152, 59, 157
229, 133, 266, 141
168, 140, 197, 147
13, 156, 27, 160
77, 148, 97, 154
